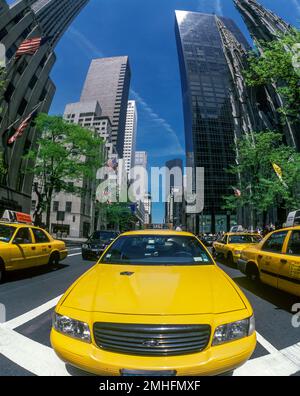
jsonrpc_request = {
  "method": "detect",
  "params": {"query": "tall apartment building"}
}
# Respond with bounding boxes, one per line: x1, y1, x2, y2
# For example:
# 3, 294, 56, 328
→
80, 57, 131, 157
123, 100, 137, 174
31, 100, 111, 237
175, 11, 249, 234
0, 0, 89, 216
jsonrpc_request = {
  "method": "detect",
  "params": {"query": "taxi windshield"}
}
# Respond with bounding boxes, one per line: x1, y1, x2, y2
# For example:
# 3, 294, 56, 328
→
0, 225, 16, 243
229, 234, 261, 244
100, 235, 214, 266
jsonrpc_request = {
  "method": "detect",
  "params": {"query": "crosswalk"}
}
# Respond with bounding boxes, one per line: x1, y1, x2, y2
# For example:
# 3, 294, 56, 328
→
0, 292, 299, 376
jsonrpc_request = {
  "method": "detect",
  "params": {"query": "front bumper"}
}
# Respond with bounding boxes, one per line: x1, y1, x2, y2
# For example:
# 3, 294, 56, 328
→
51, 329, 256, 376
237, 259, 247, 274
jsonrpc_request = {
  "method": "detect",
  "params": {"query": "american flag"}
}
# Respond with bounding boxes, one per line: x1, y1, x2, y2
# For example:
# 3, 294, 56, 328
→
107, 158, 118, 170
7, 111, 36, 145
15, 36, 52, 58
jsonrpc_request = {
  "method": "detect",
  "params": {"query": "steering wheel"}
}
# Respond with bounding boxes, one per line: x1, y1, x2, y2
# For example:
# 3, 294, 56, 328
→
174, 251, 193, 257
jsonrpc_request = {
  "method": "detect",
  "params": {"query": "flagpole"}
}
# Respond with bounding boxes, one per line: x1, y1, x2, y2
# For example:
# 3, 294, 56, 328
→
5, 101, 44, 132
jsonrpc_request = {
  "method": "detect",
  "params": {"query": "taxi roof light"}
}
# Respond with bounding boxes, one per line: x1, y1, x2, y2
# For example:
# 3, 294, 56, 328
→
1, 210, 33, 225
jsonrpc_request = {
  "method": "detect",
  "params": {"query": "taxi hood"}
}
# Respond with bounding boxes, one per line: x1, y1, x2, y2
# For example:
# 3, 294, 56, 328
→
62, 264, 246, 315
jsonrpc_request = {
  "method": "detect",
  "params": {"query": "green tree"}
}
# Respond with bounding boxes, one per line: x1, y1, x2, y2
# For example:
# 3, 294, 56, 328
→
245, 30, 300, 123
104, 202, 137, 232
24, 114, 104, 229
223, 131, 300, 226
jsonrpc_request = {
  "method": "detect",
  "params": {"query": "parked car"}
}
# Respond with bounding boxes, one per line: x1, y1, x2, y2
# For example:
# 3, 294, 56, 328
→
52, 230, 256, 376
81, 230, 120, 260
238, 226, 300, 297
0, 212, 68, 283
213, 233, 262, 266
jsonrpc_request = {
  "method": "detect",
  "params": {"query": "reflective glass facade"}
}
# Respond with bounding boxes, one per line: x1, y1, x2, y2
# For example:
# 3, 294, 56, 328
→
175, 11, 249, 233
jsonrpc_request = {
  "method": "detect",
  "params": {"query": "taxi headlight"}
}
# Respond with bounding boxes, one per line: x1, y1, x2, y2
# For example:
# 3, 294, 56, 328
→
234, 250, 242, 255
52, 313, 91, 343
212, 315, 255, 346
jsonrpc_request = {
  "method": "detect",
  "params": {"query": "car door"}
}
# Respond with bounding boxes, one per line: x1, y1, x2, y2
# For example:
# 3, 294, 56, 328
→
9, 228, 37, 269
278, 230, 300, 297
258, 231, 289, 288
215, 235, 227, 255
31, 228, 52, 265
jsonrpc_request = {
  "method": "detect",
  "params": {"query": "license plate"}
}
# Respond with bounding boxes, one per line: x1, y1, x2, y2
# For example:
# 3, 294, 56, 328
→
120, 369, 176, 376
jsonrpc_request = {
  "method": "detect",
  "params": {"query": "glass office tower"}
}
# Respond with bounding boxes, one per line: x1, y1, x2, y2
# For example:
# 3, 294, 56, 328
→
175, 11, 249, 233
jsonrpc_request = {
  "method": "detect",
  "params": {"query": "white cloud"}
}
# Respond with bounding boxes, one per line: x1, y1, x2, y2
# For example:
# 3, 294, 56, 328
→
291, 0, 300, 15
130, 89, 185, 157
66, 28, 185, 158
67, 27, 104, 58
198, 0, 224, 16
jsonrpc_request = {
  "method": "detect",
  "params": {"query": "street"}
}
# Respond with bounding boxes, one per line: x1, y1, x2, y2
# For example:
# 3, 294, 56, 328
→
0, 244, 299, 376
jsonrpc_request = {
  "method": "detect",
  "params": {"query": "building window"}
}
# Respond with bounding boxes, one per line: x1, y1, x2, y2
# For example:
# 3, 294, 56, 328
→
66, 202, 72, 213
53, 201, 59, 211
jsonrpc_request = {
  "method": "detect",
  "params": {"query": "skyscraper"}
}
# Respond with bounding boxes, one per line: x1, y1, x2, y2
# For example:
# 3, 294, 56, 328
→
164, 159, 183, 228
80, 57, 131, 158
233, 0, 292, 44
135, 151, 147, 169
123, 100, 137, 174
234, 0, 299, 150
0, 0, 89, 215
175, 11, 249, 233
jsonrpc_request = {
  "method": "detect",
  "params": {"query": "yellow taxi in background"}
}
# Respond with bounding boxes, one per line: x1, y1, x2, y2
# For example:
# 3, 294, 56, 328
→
213, 233, 262, 266
238, 227, 300, 297
0, 220, 68, 283
51, 230, 256, 376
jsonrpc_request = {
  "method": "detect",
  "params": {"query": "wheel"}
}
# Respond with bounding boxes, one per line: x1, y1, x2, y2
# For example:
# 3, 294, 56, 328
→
246, 264, 260, 282
227, 252, 234, 266
49, 252, 60, 267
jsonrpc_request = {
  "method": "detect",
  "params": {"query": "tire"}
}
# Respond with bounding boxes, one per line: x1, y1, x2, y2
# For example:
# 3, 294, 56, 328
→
49, 252, 60, 267
0, 261, 6, 284
246, 263, 260, 282
227, 252, 234, 266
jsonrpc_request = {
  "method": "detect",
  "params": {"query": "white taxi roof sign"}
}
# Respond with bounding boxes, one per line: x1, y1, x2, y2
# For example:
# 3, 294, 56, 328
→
1, 210, 33, 225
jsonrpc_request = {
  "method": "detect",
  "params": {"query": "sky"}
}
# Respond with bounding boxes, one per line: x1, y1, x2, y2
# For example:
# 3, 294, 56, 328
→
24, 0, 300, 223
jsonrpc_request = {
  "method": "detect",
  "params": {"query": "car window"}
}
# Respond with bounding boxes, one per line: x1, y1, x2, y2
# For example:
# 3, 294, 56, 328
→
89, 231, 119, 242
100, 235, 214, 266
287, 231, 300, 256
32, 228, 50, 243
0, 225, 16, 243
229, 235, 261, 244
14, 228, 32, 244
262, 231, 288, 253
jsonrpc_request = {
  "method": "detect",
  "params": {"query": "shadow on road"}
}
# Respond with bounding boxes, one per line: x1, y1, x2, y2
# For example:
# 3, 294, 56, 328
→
232, 275, 298, 313
3, 263, 69, 283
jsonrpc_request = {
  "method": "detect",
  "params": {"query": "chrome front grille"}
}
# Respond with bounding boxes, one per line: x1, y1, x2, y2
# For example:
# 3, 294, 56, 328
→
93, 323, 211, 356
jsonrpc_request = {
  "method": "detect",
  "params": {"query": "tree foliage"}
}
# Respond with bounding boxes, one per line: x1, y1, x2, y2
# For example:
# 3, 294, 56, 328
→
245, 30, 300, 123
24, 114, 104, 228
103, 202, 137, 232
223, 131, 300, 220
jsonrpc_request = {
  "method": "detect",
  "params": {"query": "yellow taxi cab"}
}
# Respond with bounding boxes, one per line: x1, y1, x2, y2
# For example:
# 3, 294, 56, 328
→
0, 211, 68, 283
212, 233, 262, 266
238, 226, 300, 297
51, 230, 256, 376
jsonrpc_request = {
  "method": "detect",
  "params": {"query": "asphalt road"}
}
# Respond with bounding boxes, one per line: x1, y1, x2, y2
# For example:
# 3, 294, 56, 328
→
0, 246, 299, 376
